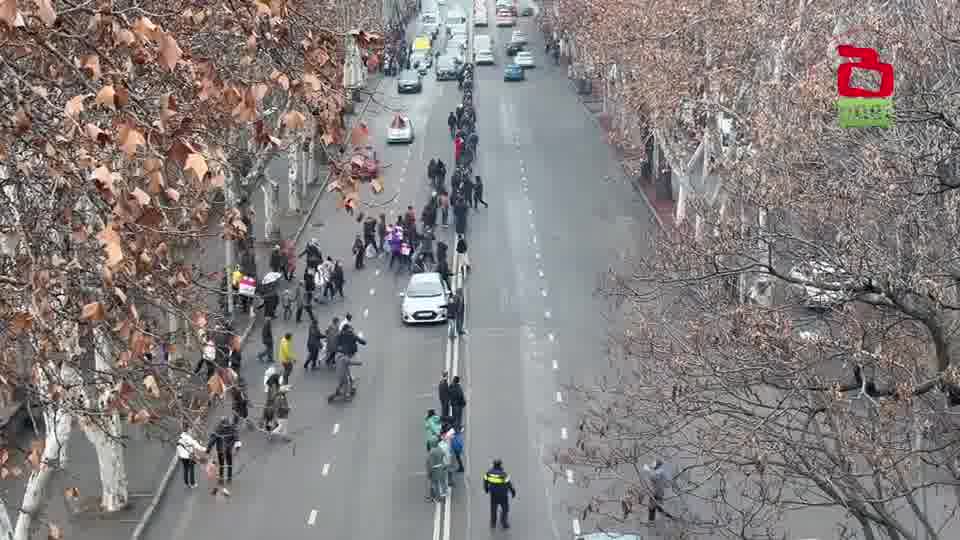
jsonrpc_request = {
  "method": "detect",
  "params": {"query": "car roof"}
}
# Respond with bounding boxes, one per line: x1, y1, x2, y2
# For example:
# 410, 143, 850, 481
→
409, 272, 442, 284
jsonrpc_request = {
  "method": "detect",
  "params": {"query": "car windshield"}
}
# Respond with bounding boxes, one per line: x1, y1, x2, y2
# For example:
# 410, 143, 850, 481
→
438, 57, 457, 69
407, 280, 444, 298
399, 71, 418, 80
517, 52, 531, 58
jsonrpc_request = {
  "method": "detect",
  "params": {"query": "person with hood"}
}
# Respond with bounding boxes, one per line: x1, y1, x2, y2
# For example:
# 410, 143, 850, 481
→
305, 321, 323, 370
454, 134, 464, 165
449, 375, 467, 430
279, 332, 295, 384
428, 158, 438, 184
438, 371, 450, 417
324, 317, 340, 368
455, 234, 470, 276
332, 260, 346, 298
473, 176, 488, 209
427, 435, 449, 501
424, 409, 442, 451
447, 112, 457, 138
206, 416, 240, 485
269, 386, 292, 441
176, 424, 206, 488
257, 320, 274, 363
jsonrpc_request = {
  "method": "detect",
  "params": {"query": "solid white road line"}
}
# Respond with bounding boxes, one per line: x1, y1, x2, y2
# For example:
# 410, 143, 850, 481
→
535, 253, 541, 260
538, 269, 544, 277
375, 269, 380, 276
432, 502, 442, 540
572, 519, 581, 535
541, 289, 548, 297
332, 423, 340, 435
556, 391, 563, 403
307, 509, 318, 526
369, 288, 376, 296
548, 333, 555, 342
545, 310, 552, 319
552, 360, 559, 370
532, 235, 537, 244
363, 308, 369, 318
529, 209, 534, 215
561, 427, 568, 440
443, 488, 452, 540
321, 463, 331, 476
566, 469, 574, 484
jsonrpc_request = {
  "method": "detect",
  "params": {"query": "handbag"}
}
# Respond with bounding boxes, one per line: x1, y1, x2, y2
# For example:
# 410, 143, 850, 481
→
365, 244, 377, 259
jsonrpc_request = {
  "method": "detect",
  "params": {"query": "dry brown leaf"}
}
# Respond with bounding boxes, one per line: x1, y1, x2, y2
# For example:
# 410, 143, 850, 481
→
114, 287, 127, 304
65, 94, 87, 119
48, 523, 63, 540
184, 153, 208, 180
64, 487, 80, 500
0, 448, 9, 466
96, 225, 124, 267
281, 110, 306, 130
144, 158, 164, 193
131, 187, 151, 207
132, 17, 157, 39
303, 73, 322, 91
158, 33, 183, 71
84, 123, 110, 144
0, 0, 19, 27
314, 48, 331, 68
35, 0, 55, 24
27, 439, 43, 469
371, 177, 384, 193
271, 70, 290, 90
205, 460, 217, 480
80, 301, 106, 321
92, 165, 116, 194
191, 311, 207, 330
14, 107, 30, 134
143, 375, 160, 397
79, 54, 101, 79
10, 312, 32, 334
165, 188, 180, 202
131, 409, 151, 424
116, 28, 136, 46
94, 85, 116, 108
207, 373, 225, 397
118, 124, 146, 157
209, 173, 225, 189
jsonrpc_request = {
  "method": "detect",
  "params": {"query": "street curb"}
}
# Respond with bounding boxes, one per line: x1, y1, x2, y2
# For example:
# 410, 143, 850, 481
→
129, 316, 257, 540
568, 79, 667, 232
293, 75, 386, 246
131, 72, 386, 540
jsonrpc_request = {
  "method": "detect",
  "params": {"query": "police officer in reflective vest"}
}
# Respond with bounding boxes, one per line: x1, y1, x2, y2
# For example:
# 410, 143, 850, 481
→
483, 459, 517, 528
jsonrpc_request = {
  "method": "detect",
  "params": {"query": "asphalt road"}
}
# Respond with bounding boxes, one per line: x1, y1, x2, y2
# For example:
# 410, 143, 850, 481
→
142, 1, 659, 540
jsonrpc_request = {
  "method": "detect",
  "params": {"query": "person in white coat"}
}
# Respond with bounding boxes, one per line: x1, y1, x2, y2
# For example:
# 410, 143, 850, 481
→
177, 426, 206, 488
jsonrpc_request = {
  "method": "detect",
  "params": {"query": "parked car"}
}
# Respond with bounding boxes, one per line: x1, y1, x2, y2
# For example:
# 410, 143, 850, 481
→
400, 272, 450, 324
496, 9, 515, 26
410, 51, 432, 74
387, 114, 415, 144
510, 30, 528, 44
445, 46, 465, 64
474, 9, 488, 25
788, 260, 853, 308
515, 51, 535, 68
397, 70, 423, 93
505, 42, 523, 56
504, 63, 525, 81
475, 50, 495, 64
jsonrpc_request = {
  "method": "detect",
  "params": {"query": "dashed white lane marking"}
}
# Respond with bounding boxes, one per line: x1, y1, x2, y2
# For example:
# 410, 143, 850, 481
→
572, 519, 581, 536
548, 333, 555, 342
565, 469, 574, 483
307, 509, 318, 526
535, 253, 541, 260
532, 235, 537, 244
321, 463, 331, 476
522, 186, 528, 192
363, 308, 369, 318
528, 209, 534, 215
555, 391, 563, 403
369, 288, 376, 296
332, 423, 340, 435
541, 289, 548, 297
400, 177, 405, 183
538, 269, 544, 278
552, 360, 559, 370
521, 176, 527, 181
545, 310, 552, 319
375, 269, 381, 276
529, 222, 535, 229
401, 166, 407, 174
561, 427, 568, 439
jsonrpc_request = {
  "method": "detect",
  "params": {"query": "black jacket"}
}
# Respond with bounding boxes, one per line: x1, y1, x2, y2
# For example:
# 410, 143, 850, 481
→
262, 321, 274, 346
456, 237, 467, 254
448, 382, 466, 407
444, 297, 462, 319
483, 467, 517, 499
269, 249, 285, 272
307, 324, 323, 353
336, 327, 367, 355
206, 419, 238, 453
438, 379, 450, 403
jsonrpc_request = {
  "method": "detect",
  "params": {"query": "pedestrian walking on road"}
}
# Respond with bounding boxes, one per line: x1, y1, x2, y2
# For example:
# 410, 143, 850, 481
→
206, 416, 240, 485
258, 321, 274, 363
176, 426, 205, 488
296, 280, 315, 324
425, 409, 442, 451
363, 216, 377, 250
451, 429, 465, 472
484, 459, 517, 528
436, 252, 452, 292
438, 371, 450, 417
644, 459, 674, 522
194, 340, 218, 380
262, 367, 281, 429
449, 375, 466, 431
453, 195, 468, 235
439, 429, 456, 487
377, 213, 388, 253
473, 176, 488, 209
332, 260, 346, 298
438, 160, 447, 188
454, 135, 464, 165
325, 317, 340, 368
300, 239, 323, 273
352, 234, 366, 270
269, 387, 291, 441
279, 333, 295, 384
427, 437, 449, 501
444, 292, 465, 338
320, 257, 336, 299
439, 190, 450, 227
305, 321, 323, 370
455, 234, 470, 275
428, 158, 438, 184
231, 377, 252, 429
281, 288, 294, 321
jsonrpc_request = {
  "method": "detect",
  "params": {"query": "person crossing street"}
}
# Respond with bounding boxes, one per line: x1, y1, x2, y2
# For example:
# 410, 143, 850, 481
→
484, 459, 517, 528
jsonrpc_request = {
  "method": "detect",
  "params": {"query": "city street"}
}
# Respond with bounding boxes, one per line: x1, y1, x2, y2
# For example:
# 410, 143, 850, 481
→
141, 2, 659, 540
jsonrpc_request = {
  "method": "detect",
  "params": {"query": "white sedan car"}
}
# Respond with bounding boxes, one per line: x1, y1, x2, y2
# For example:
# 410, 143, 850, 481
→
401, 272, 450, 324
515, 51, 535, 68
387, 114, 414, 144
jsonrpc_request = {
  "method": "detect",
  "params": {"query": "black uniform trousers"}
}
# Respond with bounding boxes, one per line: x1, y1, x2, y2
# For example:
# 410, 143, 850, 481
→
490, 496, 509, 527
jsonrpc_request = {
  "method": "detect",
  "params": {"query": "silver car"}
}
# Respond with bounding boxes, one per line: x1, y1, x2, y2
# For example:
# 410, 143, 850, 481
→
515, 51, 535, 68
387, 114, 415, 144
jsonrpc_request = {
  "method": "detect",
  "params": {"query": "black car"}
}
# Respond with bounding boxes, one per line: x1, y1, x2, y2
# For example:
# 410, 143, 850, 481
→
521, 6, 534, 16
506, 42, 523, 56
397, 70, 423, 93
410, 52, 432, 75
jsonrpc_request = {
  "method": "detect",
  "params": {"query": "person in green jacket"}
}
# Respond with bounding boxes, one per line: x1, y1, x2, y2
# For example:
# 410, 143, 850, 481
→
425, 409, 441, 451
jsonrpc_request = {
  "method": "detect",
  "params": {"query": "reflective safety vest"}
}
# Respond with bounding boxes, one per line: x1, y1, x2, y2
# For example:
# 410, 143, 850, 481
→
484, 472, 507, 484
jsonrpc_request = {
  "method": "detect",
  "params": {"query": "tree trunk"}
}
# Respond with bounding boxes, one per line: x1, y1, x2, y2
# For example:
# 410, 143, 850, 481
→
306, 121, 318, 184
298, 136, 308, 197
0, 504, 12, 540
261, 176, 281, 242
224, 169, 237, 315
81, 328, 129, 513
14, 363, 76, 540
287, 141, 302, 214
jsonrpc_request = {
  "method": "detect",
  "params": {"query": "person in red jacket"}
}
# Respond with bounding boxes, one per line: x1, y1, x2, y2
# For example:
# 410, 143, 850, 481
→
454, 135, 464, 165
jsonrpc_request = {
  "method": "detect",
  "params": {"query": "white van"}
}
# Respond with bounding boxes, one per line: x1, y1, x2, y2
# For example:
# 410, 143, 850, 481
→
474, 34, 494, 64
446, 7, 467, 36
